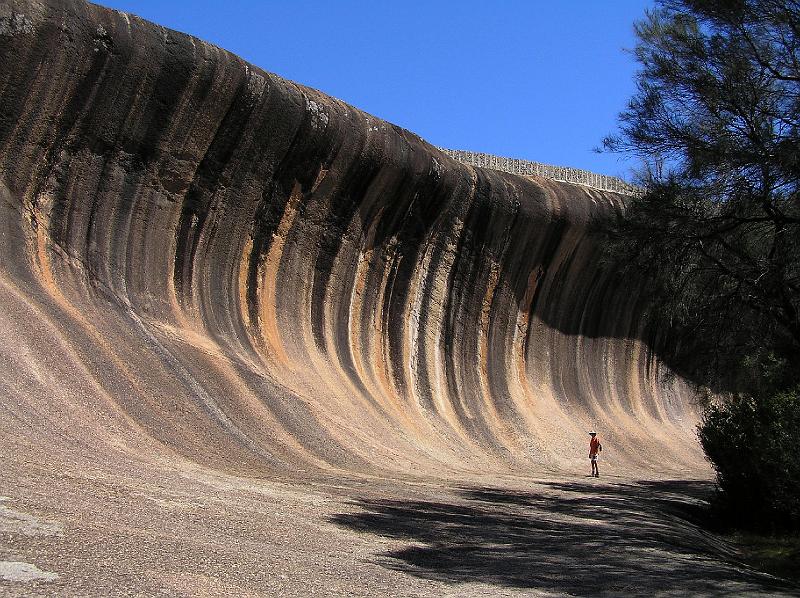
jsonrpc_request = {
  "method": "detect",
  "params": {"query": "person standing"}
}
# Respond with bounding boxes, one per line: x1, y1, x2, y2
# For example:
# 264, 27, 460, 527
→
589, 431, 602, 477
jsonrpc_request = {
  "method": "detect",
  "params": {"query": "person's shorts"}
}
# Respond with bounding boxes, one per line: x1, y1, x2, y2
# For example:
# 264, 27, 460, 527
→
590, 455, 598, 462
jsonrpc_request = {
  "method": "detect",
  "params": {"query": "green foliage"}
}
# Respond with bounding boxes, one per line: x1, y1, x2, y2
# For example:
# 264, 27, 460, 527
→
699, 387, 800, 531
603, 0, 800, 395
605, 0, 800, 531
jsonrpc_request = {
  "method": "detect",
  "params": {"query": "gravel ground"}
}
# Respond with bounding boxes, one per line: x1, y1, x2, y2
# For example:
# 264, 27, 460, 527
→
0, 457, 795, 597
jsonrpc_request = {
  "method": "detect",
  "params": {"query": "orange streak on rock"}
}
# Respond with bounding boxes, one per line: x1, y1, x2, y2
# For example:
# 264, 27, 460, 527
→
256, 184, 302, 369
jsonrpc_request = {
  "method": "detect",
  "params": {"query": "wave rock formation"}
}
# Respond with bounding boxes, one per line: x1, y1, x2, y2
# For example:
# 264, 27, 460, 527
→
0, 0, 706, 481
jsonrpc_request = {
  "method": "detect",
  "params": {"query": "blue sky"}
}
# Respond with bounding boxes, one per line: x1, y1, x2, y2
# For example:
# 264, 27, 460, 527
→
96, 1, 653, 180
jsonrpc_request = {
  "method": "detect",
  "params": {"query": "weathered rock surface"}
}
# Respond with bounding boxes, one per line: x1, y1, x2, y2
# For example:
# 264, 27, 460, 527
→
0, 0, 705, 484
12, 2, 795, 596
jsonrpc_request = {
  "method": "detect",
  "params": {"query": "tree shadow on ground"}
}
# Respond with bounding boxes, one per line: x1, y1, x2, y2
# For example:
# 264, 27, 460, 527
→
331, 479, 797, 596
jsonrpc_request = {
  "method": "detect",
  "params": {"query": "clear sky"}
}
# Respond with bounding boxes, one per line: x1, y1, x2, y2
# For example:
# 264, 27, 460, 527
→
95, 1, 654, 180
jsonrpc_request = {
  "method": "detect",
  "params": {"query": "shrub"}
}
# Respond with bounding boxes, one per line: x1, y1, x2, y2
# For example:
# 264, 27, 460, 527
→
699, 387, 800, 532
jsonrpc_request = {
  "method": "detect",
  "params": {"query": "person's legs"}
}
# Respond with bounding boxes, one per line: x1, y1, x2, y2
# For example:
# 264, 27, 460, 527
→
590, 456, 597, 476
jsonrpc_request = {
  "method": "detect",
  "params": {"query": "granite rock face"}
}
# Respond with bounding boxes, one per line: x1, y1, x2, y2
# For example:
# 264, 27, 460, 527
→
0, 0, 705, 478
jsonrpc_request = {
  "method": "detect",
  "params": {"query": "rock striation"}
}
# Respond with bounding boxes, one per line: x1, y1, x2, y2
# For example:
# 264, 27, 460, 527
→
0, 0, 705, 480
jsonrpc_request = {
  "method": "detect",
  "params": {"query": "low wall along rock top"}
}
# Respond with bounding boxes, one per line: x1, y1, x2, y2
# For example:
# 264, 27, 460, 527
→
438, 148, 639, 196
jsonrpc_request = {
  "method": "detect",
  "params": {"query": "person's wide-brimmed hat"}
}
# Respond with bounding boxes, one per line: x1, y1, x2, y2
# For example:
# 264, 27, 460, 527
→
589, 431, 596, 435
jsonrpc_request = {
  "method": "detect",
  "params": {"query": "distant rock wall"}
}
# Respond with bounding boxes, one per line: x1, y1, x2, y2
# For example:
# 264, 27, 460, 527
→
439, 148, 639, 195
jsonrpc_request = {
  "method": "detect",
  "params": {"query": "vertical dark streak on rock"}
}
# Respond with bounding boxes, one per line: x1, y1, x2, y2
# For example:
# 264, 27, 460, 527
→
522, 217, 568, 360
441, 170, 495, 441
309, 126, 377, 352
173, 70, 251, 304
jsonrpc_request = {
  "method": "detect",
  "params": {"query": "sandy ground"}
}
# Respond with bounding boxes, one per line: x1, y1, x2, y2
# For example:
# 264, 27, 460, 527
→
0, 456, 795, 597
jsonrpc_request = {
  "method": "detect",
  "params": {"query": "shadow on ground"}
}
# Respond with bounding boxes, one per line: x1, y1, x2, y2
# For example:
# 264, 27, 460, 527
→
331, 480, 796, 595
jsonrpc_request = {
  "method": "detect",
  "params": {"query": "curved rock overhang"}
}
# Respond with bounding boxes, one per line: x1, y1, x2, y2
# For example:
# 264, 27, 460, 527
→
0, 0, 706, 479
